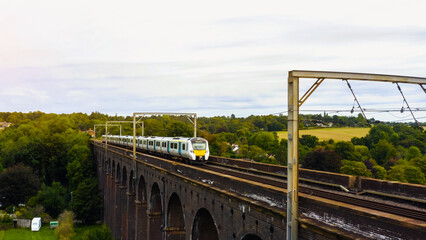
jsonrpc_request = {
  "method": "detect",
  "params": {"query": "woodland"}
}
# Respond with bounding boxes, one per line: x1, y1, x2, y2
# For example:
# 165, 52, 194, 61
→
0, 111, 424, 225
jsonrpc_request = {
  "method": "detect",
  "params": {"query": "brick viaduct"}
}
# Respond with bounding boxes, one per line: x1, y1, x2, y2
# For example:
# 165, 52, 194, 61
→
94, 143, 288, 240
93, 141, 425, 240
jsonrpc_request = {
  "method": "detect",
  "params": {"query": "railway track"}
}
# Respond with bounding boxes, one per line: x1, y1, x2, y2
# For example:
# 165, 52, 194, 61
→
203, 162, 426, 222
98, 141, 426, 222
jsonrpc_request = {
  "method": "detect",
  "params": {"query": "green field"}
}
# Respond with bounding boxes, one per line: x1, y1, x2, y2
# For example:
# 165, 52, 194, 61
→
276, 127, 370, 141
0, 225, 104, 240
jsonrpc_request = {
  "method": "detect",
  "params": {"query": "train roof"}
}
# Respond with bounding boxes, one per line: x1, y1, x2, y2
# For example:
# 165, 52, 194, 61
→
106, 135, 207, 141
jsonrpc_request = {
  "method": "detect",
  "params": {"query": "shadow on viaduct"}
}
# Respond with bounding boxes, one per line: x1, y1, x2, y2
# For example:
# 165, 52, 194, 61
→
93, 143, 280, 240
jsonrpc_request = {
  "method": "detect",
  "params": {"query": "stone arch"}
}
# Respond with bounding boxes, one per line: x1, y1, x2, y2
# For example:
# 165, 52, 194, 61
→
241, 234, 262, 240
150, 183, 162, 214
122, 166, 127, 187
136, 175, 148, 239
149, 183, 162, 240
116, 163, 121, 184
192, 208, 219, 240
166, 193, 185, 239
138, 176, 147, 202
98, 151, 102, 166
108, 158, 111, 174
129, 170, 135, 193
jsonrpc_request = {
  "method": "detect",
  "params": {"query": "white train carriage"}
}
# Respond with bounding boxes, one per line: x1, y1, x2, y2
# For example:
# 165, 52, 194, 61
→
103, 134, 209, 164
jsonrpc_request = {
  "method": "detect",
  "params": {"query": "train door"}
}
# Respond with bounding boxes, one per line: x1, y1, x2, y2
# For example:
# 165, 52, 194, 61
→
178, 142, 182, 155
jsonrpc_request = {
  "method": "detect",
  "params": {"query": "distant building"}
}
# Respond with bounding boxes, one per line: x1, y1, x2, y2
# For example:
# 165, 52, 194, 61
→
231, 144, 239, 154
87, 128, 95, 137
0, 122, 11, 130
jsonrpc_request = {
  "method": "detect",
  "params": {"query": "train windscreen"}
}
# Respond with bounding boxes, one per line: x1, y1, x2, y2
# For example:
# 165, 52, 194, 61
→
191, 140, 206, 150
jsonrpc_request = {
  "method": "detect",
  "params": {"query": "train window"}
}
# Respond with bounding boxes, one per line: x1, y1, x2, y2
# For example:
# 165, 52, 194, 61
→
156, 142, 160, 146
182, 144, 185, 150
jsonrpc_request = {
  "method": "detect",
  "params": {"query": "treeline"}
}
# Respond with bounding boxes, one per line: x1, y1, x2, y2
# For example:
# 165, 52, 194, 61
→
0, 111, 424, 215
0, 114, 100, 224
302, 124, 425, 184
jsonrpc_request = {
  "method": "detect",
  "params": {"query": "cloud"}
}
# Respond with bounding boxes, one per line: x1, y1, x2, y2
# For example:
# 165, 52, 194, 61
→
0, 0, 425, 122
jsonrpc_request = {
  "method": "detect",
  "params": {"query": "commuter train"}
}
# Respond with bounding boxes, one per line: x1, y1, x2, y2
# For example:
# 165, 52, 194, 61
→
102, 135, 209, 164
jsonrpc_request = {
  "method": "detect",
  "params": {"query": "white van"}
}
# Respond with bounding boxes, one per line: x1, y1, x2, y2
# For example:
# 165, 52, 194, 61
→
31, 217, 41, 231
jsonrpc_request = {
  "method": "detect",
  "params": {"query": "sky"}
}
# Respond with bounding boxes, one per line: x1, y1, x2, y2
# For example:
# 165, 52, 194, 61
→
0, 0, 425, 122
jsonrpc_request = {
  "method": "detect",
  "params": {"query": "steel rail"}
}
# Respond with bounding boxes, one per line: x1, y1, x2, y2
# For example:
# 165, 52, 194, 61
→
201, 163, 426, 222
96, 141, 426, 222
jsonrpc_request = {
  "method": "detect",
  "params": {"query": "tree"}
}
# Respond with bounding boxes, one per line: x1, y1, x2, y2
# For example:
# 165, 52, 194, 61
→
249, 131, 278, 153
334, 141, 356, 161
71, 178, 101, 224
274, 139, 287, 165
38, 181, 67, 218
299, 135, 318, 149
0, 163, 41, 207
167, 121, 192, 137
303, 148, 342, 173
387, 165, 407, 182
66, 144, 92, 190
404, 165, 425, 184
82, 224, 113, 240
410, 156, 426, 174
54, 210, 75, 240
247, 146, 268, 162
340, 160, 372, 177
353, 145, 371, 162
364, 124, 395, 148
406, 146, 421, 161
372, 165, 387, 179
370, 139, 396, 165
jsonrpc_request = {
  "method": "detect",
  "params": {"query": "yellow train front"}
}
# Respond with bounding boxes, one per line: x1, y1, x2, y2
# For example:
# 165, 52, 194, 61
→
103, 135, 210, 164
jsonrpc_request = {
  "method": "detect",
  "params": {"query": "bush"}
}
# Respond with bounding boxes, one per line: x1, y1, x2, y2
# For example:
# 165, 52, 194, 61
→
0, 213, 13, 223
54, 210, 75, 240
372, 165, 387, 179
340, 160, 372, 177
5, 205, 15, 214
303, 148, 342, 173
82, 224, 113, 240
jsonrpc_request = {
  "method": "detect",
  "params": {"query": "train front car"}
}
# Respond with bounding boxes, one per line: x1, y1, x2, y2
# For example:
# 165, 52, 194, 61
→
188, 137, 209, 164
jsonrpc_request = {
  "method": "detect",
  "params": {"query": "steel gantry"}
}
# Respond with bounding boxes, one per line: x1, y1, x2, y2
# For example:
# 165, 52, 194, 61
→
94, 124, 122, 138
131, 112, 197, 161
286, 70, 426, 240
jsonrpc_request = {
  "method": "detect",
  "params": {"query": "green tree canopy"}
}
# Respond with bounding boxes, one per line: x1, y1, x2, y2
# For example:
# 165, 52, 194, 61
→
303, 148, 342, 173
340, 160, 372, 177
0, 163, 41, 206
71, 178, 101, 224
334, 141, 356, 161
406, 146, 421, 160
249, 131, 278, 152
299, 135, 319, 149
371, 139, 396, 165
38, 181, 67, 218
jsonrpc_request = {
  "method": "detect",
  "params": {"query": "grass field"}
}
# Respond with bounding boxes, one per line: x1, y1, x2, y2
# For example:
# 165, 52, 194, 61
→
276, 127, 370, 141
0, 225, 104, 240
